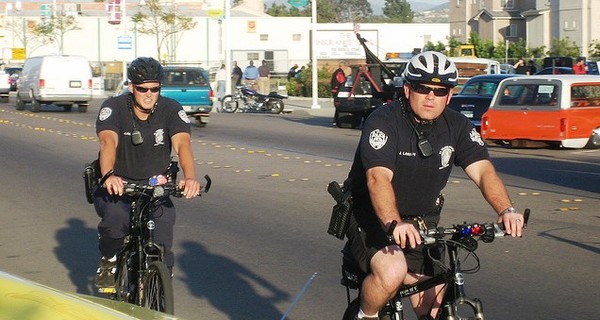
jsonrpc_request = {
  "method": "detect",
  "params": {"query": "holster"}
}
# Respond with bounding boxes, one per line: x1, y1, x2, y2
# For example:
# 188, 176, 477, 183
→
83, 159, 100, 204
327, 178, 353, 240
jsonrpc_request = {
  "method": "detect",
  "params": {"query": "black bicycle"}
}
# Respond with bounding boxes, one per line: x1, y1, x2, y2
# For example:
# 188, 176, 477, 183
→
341, 209, 530, 320
98, 173, 211, 314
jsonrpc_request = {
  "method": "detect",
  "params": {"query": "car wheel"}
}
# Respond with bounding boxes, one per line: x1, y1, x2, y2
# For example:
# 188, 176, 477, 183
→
0, 95, 8, 103
78, 104, 88, 113
335, 110, 362, 129
584, 128, 600, 149
16, 94, 25, 110
64, 105, 73, 112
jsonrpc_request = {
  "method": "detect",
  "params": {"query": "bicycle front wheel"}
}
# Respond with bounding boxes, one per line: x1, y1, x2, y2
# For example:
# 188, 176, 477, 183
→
141, 261, 174, 314
221, 95, 239, 113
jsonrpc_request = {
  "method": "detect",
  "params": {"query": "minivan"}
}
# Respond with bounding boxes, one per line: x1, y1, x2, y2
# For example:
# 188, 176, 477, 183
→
16, 55, 93, 113
481, 75, 600, 149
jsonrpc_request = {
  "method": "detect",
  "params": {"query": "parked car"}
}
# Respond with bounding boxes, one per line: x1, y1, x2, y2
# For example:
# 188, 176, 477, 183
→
587, 61, 600, 75
159, 66, 213, 127
534, 67, 574, 75
16, 55, 92, 113
0, 72, 9, 102
447, 74, 524, 131
481, 75, 600, 149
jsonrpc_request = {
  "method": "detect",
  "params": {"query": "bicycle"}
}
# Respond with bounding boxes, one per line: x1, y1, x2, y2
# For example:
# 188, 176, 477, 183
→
341, 209, 530, 320
97, 170, 211, 315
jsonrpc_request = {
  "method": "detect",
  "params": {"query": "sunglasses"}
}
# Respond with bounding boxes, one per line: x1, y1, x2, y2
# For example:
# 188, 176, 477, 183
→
134, 86, 160, 93
411, 83, 450, 97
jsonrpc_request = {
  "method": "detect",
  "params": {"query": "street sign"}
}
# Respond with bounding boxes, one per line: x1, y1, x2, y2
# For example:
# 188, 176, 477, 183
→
288, 0, 309, 8
208, 8, 224, 19
117, 35, 132, 50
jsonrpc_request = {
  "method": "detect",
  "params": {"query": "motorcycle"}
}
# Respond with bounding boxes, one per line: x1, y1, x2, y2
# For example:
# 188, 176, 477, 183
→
219, 84, 287, 114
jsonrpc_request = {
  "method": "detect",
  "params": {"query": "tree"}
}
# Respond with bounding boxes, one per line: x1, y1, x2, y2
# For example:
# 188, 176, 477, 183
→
130, 0, 197, 62
382, 0, 414, 23
589, 40, 600, 57
30, 12, 80, 55
336, 0, 373, 22
547, 37, 580, 57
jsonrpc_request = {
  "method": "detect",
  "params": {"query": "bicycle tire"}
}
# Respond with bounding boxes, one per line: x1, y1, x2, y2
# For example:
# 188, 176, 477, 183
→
142, 261, 174, 314
221, 95, 238, 113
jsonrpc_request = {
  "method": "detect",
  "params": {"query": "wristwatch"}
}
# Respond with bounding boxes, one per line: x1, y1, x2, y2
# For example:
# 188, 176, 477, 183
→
499, 206, 517, 216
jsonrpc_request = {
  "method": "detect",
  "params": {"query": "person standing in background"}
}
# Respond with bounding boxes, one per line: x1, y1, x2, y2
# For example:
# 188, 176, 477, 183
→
288, 64, 298, 81
257, 60, 271, 94
231, 61, 243, 92
242, 60, 259, 91
514, 58, 529, 75
572, 58, 588, 74
527, 60, 538, 75
330, 61, 347, 95
215, 63, 227, 101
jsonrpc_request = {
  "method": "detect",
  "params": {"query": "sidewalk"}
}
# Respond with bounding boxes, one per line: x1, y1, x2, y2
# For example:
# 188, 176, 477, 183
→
284, 96, 335, 118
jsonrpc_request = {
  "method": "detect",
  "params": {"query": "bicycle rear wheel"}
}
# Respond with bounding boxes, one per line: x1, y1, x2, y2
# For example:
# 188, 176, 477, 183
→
142, 261, 174, 314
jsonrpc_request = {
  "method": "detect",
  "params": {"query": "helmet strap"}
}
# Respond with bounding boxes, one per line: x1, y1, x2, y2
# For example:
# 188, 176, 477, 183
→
400, 99, 434, 157
132, 94, 157, 115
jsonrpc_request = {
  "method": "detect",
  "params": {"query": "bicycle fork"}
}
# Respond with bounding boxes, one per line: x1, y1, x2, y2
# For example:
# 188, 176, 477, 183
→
441, 248, 484, 320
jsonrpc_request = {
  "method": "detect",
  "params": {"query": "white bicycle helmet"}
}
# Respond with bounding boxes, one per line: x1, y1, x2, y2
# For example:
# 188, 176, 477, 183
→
403, 51, 458, 88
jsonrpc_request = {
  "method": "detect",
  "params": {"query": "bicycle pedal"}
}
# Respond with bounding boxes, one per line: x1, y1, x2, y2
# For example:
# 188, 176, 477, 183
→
97, 287, 116, 294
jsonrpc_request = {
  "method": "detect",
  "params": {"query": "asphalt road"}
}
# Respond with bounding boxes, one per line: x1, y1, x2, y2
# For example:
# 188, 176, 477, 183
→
0, 96, 599, 319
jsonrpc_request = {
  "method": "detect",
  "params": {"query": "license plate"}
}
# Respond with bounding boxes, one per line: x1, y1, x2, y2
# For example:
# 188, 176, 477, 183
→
70, 81, 81, 88
461, 110, 473, 118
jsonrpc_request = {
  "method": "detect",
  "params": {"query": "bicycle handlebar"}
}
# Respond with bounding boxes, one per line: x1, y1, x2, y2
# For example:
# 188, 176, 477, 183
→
387, 209, 530, 245
123, 174, 212, 198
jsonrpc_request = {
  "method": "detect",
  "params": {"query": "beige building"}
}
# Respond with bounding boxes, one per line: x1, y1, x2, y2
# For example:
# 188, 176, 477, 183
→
449, 0, 600, 57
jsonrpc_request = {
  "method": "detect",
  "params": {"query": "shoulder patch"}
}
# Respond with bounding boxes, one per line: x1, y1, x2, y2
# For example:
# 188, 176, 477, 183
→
369, 129, 388, 150
470, 128, 485, 146
98, 107, 112, 121
178, 110, 191, 124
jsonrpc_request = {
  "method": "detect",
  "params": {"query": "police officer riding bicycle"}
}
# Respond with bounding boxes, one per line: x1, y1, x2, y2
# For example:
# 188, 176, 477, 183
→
344, 51, 525, 320
93, 57, 201, 290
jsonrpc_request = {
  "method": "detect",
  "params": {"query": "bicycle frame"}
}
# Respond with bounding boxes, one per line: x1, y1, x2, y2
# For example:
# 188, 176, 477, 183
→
341, 210, 532, 320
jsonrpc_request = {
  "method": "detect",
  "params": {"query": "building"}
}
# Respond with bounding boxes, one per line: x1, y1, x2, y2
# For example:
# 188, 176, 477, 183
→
0, 1, 448, 91
449, 0, 600, 57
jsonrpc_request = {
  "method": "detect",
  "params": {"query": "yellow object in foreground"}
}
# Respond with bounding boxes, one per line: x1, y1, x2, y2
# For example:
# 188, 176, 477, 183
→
0, 271, 183, 320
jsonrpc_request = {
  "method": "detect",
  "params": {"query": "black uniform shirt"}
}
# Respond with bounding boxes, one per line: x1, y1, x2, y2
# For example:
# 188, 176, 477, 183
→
96, 94, 191, 182
349, 100, 490, 221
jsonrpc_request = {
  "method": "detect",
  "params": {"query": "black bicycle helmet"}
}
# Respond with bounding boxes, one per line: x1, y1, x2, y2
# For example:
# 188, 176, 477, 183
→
403, 51, 458, 88
127, 57, 163, 84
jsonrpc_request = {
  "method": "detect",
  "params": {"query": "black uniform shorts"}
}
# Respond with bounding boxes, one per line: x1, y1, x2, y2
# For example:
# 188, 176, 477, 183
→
346, 210, 444, 277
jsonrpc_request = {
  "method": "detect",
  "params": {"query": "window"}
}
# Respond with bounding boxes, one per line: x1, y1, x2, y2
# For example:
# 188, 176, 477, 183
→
505, 25, 517, 38
571, 85, 600, 107
501, 0, 514, 8
499, 84, 559, 110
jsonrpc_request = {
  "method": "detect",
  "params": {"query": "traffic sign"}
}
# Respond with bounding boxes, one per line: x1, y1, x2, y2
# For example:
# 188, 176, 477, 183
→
117, 35, 132, 50
288, 0, 309, 8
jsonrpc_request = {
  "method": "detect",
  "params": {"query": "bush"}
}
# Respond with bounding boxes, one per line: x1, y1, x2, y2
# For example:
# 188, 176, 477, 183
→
286, 65, 334, 98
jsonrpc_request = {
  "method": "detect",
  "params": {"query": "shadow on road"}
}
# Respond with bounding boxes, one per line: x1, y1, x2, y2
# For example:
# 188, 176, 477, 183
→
54, 218, 98, 295
177, 241, 290, 320
490, 155, 600, 196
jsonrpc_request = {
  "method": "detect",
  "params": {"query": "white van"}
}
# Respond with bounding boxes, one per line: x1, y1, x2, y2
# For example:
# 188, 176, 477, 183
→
16, 55, 93, 113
